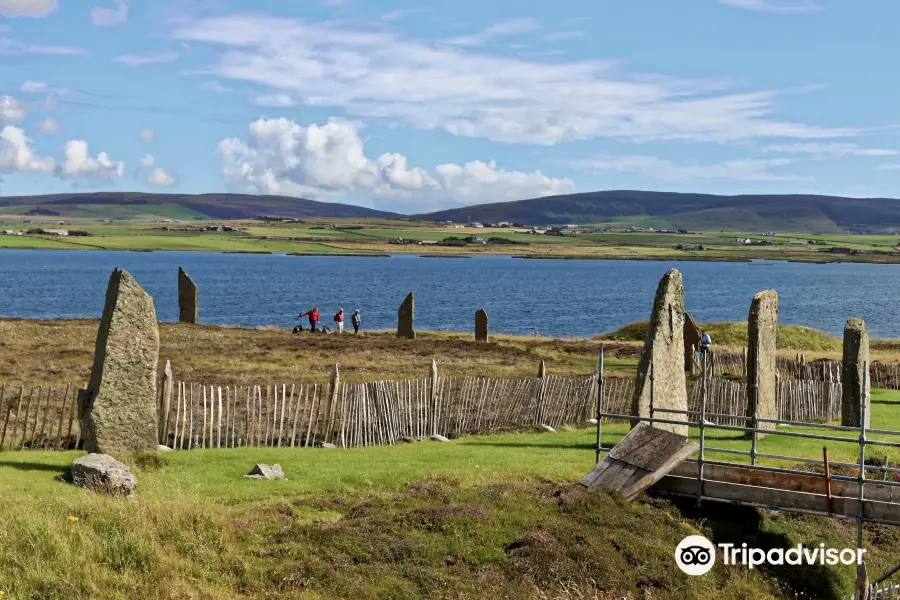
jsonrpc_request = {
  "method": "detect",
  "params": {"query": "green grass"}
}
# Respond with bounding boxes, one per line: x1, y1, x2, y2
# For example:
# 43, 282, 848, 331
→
4, 392, 900, 598
601, 320, 842, 352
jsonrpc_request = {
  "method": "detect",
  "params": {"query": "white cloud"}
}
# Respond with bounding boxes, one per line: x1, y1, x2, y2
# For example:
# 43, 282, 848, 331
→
764, 142, 898, 157
34, 117, 63, 134
572, 154, 806, 183
252, 93, 296, 107
91, 0, 128, 26
19, 80, 46, 93
539, 30, 585, 41
115, 51, 179, 66
719, 0, 821, 13
139, 129, 154, 141
0, 96, 25, 124
0, 0, 58, 17
139, 153, 177, 187
0, 126, 55, 173
217, 117, 574, 210
447, 18, 540, 47
172, 14, 858, 146
147, 167, 177, 187
877, 164, 900, 171
200, 80, 231, 93
57, 140, 124, 180
0, 35, 86, 55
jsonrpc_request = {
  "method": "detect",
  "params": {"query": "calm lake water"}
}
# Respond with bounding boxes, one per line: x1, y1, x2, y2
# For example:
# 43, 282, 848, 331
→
0, 250, 898, 339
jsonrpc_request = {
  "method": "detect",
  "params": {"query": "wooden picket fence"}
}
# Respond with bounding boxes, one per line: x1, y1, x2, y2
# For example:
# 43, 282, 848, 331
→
0, 372, 845, 452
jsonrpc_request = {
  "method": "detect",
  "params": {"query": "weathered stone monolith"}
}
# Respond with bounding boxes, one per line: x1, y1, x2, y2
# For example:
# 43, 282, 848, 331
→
745, 290, 778, 439
842, 317, 870, 429
630, 269, 688, 435
178, 267, 198, 324
475, 309, 488, 342
397, 292, 415, 339
683, 311, 701, 372
78, 268, 160, 457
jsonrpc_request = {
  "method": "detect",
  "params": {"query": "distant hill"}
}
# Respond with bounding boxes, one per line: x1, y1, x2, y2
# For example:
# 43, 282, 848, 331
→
0, 192, 398, 220
6, 190, 900, 233
414, 191, 900, 233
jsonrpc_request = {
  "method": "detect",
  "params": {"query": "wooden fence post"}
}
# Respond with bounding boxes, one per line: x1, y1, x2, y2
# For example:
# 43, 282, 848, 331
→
326, 364, 340, 444
159, 360, 173, 446
429, 359, 439, 436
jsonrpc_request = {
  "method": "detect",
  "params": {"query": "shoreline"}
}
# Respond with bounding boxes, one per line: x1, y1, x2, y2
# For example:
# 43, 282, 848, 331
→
3, 244, 900, 264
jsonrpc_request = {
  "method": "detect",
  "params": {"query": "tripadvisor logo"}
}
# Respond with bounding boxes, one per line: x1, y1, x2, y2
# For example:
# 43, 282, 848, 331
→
675, 535, 866, 576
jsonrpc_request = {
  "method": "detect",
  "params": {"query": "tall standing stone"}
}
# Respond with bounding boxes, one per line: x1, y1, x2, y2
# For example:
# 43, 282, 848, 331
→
842, 317, 870, 429
745, 290, 778, 439
397, 292, 415, 339
78, 268, 160, 457
683, 311, 702, 373
630, 269, 688, 435
475, 309, 488, 342
178, 267, 198, 324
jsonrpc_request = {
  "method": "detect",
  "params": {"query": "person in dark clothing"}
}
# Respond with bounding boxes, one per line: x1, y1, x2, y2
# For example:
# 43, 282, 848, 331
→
292, 324, 303, 334
299, 306, 320, 332
352, 309, 361, 334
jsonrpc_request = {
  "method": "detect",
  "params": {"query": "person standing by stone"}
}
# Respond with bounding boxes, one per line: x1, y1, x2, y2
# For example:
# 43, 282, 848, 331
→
334, 308, 345, 334
700, 330, 712, 356
352, 309, 361, 334
299, 306, 320, 332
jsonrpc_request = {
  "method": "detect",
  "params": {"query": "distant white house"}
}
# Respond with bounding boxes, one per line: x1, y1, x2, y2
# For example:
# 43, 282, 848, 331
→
1, 230, 21, 235
43, 229, 69, 236
418, 240, 439, 245
788, 240, 808, 245
471, 223, 484, 228
563, 224, 577, 229
497, 221, 511, 227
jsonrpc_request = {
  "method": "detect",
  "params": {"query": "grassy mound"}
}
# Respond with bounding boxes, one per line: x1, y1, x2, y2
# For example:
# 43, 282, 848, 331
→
599, 321, 841, 352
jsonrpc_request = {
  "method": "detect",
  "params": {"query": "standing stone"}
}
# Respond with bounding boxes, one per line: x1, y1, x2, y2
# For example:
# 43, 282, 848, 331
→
630, 269, 688, 435
178, 267, 199, 324
745, 290, 778, 439
475, 309, 488, 342
78, 268, 160, 457
683, 311, 701, 372
397, 292, 415, 339
842, 318, 870, 429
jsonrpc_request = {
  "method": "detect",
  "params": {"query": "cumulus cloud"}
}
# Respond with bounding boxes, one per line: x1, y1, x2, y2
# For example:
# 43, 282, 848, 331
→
34, 117, 63, 133
171, 14, 857, 146
0, 0, 58, 17
91, 0, 128, 26
764, 142, 898, 157
139, 129, 154, 141
719, 0, 821, 13
0, 96, 25, 124
115, 51, 179, 66
139, 153, 178, 187
57, 140, 124, 180
572, 154, 806, 183
0, 126, 55, 173
217, 117, 574, 210
0, 35, 86, 54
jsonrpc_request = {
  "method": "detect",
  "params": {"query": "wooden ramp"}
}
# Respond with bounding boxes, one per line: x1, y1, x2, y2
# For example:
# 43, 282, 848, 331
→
581, 423, 699, 501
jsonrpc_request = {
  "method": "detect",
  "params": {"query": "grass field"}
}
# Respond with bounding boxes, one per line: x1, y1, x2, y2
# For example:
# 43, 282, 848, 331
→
5, 408, 900, 599
3, 216, 900, 262
6, 319, 900, 598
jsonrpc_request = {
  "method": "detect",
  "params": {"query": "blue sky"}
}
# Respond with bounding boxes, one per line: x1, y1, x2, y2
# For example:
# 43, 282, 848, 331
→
0, 0, 898, 212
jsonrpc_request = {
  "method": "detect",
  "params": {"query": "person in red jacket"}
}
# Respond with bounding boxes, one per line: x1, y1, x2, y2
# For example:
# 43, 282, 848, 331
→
334, 308, 345, 334
299, 306, 320, 332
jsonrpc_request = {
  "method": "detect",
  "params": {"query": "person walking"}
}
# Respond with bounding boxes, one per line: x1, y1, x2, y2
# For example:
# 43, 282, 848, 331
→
352, 309, 361, 334
299, 306, 320, 332
334, 308, 345, 334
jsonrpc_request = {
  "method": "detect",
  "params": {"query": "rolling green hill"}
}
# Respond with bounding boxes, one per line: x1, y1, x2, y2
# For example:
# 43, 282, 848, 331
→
0, 192, 398, 220
6, 190, 900, 232
415, 190, 900, 233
